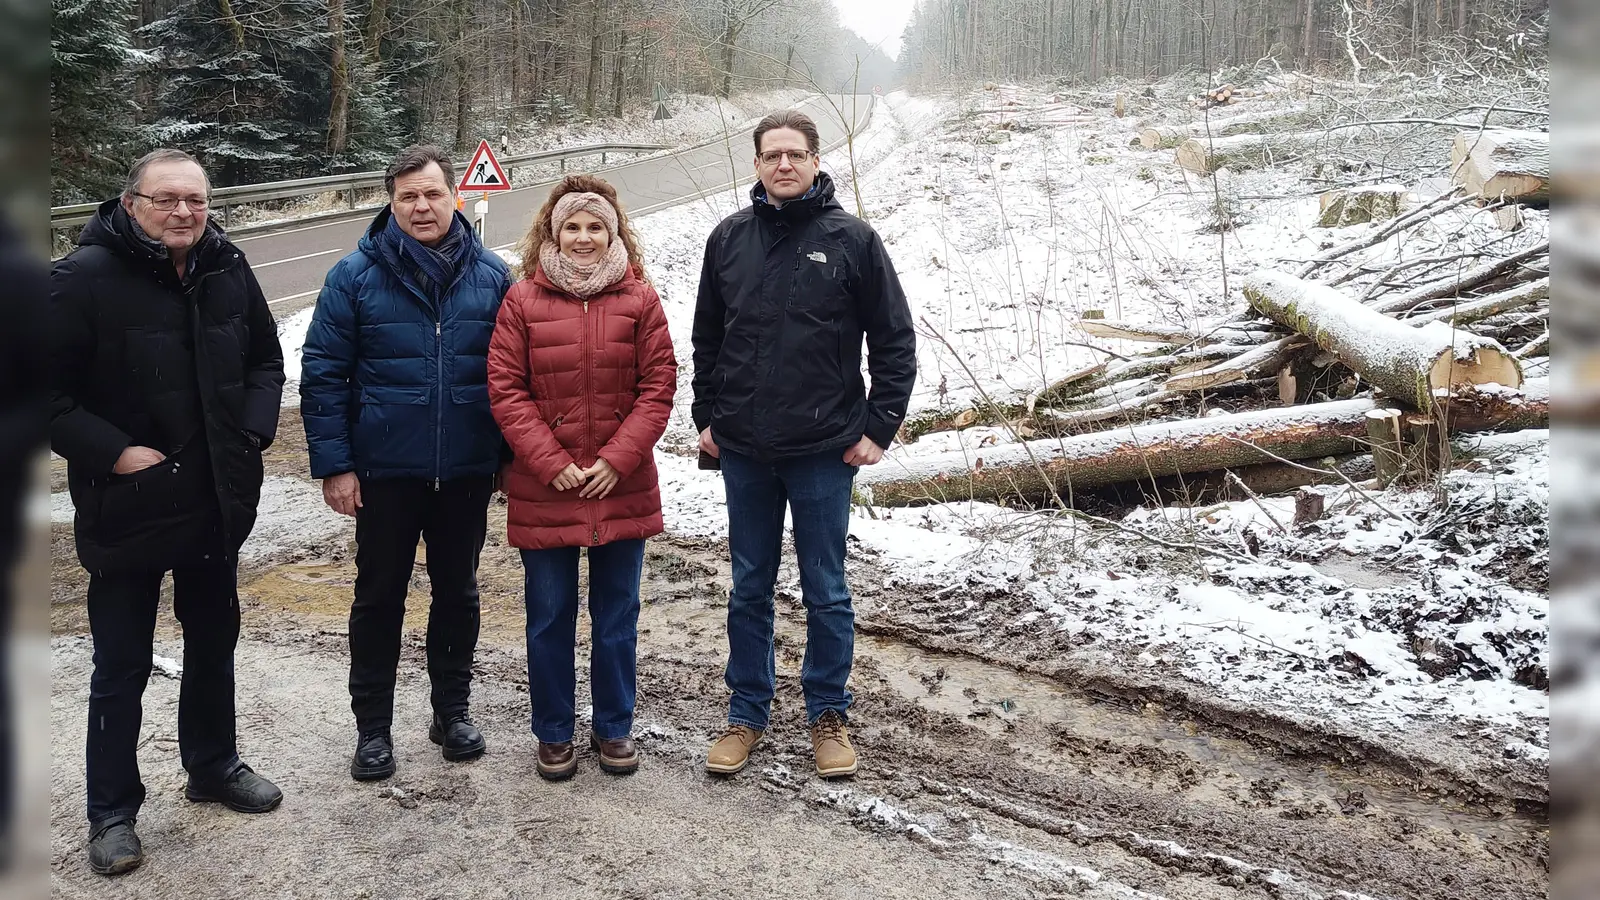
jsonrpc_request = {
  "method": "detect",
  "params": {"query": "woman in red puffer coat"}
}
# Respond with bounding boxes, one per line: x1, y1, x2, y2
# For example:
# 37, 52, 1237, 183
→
487, 174, 676, 782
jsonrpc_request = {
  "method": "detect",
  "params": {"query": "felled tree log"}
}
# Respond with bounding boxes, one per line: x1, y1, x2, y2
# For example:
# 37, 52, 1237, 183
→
1176, 131, 1328, 175
1368, 241, 1549, 315
1136, 103, 1308, 149
1451, 129, 1549, 204
1163, 335, 1310, 392
859, 381, 1546, 507
1078, 318, 1194, 343
1406, 277, 1550, 327
1243, 271, 1522, 409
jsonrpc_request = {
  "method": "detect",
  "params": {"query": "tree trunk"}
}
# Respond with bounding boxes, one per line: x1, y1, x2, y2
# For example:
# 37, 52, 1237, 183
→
718, 19, 738, 98
1301, 0, 1316, 65
510, 0, 523, 111
859, 381, 1547, 507
451, 0, 470, 151
1176, 130, 1330, 174
613, 28, 628, 118
585, 3, 603, 115
1077, 318, 1194, 343
1138, 102, 1309, 149
1163, 336, 1311, 392
1243, 270, 1523, 410
1406, 277, 1550, 327
365, 0, 388, 64
327, 0, 351, 158
1451, 129, 1550, 204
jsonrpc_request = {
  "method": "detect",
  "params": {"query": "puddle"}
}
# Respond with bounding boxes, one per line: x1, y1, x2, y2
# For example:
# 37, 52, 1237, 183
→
1310, 552, 1406, 591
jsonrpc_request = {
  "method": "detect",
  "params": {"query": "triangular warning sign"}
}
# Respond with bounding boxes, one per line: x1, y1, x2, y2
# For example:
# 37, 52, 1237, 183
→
458, 140, 511, 192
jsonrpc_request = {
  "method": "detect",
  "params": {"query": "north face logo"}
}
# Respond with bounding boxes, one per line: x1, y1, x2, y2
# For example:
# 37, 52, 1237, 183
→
807, 251, 827, 263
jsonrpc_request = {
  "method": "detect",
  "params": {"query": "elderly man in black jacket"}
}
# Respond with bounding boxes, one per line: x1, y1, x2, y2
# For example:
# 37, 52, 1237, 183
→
51, 149, 286, 877
694, 110, 917, 780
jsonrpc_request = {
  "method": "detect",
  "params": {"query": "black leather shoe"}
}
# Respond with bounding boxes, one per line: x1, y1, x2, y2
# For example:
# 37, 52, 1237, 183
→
429, 713, 486, 762
351, 727, 396, 781
87, 820, 143, 876
184, 763, 283, 813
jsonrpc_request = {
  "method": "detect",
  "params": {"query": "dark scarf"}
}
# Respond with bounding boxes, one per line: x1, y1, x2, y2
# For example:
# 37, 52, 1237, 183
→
382, 213, 475, 304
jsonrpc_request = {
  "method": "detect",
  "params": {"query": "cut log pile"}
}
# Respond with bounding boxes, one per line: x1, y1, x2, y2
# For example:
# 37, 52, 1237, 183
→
878, 77, 1550, 511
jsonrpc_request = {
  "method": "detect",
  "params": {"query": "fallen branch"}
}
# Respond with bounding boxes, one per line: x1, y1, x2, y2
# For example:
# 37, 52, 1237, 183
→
1405, 277, 1550, 326
1162, 336, 1310, 392
1367, 241, 1549, 314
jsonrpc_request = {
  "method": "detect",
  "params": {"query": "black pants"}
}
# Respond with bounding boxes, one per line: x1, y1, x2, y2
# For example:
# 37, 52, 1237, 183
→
85, 561, 241, 830
349, 476, 492, 731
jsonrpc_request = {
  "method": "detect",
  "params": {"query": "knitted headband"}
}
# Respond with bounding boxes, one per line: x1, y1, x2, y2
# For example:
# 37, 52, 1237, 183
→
550, 191, 619, 237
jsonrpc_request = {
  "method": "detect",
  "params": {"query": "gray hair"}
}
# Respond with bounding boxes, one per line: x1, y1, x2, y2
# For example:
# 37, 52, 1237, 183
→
122, 148, 207, 199
384, 145, 456, 197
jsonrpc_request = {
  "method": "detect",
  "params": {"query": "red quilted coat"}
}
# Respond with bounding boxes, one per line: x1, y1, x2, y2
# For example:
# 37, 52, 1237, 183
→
487, 264, 677, 550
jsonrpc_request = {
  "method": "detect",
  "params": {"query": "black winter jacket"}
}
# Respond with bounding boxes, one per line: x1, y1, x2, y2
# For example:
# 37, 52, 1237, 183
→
50, 200, 285, 573
691, 172, 916, 460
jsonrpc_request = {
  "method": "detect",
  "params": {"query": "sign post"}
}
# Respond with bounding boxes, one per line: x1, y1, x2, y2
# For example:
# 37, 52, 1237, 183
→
457, 139, 512, 238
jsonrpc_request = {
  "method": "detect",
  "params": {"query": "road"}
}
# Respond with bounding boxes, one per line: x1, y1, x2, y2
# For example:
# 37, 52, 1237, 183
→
240, 94, 874, 314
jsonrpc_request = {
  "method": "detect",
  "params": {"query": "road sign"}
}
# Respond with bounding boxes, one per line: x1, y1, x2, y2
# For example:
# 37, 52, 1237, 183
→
653, 82, 672, 121
458, 140, 511, 192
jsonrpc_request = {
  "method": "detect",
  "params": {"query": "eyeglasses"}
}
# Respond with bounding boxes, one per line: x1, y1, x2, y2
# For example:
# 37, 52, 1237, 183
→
132, 192, 210, 212
757, 149, 814, 166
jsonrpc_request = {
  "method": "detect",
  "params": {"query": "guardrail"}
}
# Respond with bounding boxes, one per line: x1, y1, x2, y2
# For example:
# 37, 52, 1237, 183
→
50, 141, 667, 232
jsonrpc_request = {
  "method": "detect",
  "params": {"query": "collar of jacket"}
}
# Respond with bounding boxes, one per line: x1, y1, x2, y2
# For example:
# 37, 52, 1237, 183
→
750, 170, 838, 223
79, 197, 233, 281
359, 205, 484, 301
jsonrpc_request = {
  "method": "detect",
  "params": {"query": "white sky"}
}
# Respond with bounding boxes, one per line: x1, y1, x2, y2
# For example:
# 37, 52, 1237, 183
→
832, 0, 918, 60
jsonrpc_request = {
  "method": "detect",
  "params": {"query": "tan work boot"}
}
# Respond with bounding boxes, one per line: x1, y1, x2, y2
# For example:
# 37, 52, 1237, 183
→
811, 710, 858, 778
705, 724, 763, 775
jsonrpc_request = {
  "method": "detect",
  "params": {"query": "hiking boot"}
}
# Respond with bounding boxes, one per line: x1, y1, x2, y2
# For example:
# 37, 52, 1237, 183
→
429, 713, 487, 762
87, 820, 142, 876
185, 763, 284, 813
705, 724, 763, 775
537, 741, 577, 781
590, 734, 639, 775
810, 710, 857, 779
351, 727, 396, 781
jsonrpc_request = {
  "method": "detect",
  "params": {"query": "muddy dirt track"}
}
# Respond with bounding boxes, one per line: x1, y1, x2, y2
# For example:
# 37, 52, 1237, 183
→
48, 410, 1548, 899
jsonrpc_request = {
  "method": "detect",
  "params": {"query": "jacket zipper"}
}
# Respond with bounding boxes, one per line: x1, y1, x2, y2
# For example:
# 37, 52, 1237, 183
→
434, 319, 442, 491
583, 299, 598, 545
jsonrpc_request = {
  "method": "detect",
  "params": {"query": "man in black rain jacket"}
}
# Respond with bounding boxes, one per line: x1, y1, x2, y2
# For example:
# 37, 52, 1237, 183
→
50, 149, 285, 876
694, 109, 916, 780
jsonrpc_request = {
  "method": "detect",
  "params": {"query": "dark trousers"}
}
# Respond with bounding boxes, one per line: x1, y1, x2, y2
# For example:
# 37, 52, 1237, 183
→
85, 561, 242, 830
520, 539, 646, 743
349, 476, 492, 731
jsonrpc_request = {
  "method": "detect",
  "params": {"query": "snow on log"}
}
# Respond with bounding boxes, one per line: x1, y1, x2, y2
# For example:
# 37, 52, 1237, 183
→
1162, 335, 1310, 392
1176, 131, 1328, 175
1243, 270, 1522, 409
1078, 318, 1194, 344
1136, 103, 1308, 149
1406, 277, 1549, 327
860, 380, 1547, 507
1367, 241, 1549, 315
1451, 129, 1549, 204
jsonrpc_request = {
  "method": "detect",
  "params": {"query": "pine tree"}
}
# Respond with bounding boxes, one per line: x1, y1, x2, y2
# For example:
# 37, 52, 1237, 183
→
51, 0, 142, 203
138, 0, 329, 185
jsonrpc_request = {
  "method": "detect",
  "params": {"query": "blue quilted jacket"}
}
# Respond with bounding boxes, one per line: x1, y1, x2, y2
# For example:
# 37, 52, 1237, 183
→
300, 208, 512, 482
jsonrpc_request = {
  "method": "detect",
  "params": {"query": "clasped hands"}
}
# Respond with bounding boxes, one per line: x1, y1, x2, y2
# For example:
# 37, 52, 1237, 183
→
550, 458, 620, 499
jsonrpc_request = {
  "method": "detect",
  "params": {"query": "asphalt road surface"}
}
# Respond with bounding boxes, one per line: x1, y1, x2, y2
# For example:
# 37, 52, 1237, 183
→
240, 93, 874, 315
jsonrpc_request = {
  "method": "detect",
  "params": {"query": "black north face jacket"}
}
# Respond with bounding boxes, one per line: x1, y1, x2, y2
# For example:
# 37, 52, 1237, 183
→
50, 200, 285, 572
691, 172, 917, 460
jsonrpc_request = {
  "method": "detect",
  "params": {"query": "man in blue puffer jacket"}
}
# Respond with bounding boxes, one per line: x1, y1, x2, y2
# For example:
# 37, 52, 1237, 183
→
300, 145, 512, 782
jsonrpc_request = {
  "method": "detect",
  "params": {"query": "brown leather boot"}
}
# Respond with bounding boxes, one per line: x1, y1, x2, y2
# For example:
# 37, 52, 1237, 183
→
810, 711, 857, 778
536, 741, 576, 781
590, 734, 639, 775
705, 724, 763, 775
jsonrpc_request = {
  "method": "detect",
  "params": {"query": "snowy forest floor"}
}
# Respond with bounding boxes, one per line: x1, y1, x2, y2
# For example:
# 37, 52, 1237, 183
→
49, 78, 1549, 898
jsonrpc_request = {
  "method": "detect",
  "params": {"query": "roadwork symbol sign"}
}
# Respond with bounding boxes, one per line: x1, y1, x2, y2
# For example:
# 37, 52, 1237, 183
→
459, 140, 510, 192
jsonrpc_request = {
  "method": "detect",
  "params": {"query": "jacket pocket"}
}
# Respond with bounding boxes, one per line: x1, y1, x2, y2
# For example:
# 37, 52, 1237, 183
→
789, 240, 850, 312
450, 383, 502, 470
354, 385, 433, 472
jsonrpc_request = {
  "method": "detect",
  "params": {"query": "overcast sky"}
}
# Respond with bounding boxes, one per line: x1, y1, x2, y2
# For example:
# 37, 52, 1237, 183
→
832, 0, 918, 60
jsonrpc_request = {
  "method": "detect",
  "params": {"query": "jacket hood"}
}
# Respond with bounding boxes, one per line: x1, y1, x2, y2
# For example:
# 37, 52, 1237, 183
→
750, 170, 842, 222
78, 197, 231, 273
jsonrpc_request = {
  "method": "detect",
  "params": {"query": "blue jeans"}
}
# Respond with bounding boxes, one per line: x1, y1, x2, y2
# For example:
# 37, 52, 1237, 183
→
520, 539, 645, 743
720, 448, 857, 730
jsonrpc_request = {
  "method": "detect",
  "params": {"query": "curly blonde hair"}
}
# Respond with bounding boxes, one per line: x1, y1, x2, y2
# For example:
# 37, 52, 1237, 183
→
511, 173, 649, 284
